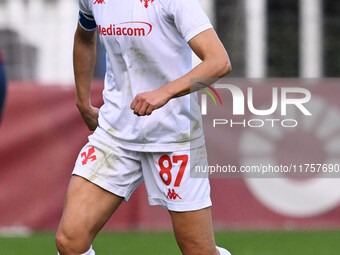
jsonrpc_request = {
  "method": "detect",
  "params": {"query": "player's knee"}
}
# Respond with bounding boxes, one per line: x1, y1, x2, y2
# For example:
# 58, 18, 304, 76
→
55, 231, 68, 254
55, 228, 92, 255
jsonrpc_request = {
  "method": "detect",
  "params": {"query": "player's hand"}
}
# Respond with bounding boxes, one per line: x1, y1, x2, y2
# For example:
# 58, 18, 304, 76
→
130, 88, 171, 116
76, 104, 99, 131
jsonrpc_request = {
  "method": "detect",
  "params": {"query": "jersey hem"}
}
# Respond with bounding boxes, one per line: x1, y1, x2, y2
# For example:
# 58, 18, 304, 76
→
96, 127, 205, 152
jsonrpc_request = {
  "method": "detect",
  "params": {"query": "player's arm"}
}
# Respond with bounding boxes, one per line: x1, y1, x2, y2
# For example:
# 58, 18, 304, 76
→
130, 28, 231, 116
74, 18, 99, 131
163, 28, 231, 97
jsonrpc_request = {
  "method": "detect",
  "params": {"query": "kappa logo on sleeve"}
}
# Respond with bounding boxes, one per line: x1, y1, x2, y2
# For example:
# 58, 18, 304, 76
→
93, 0, 105, 4
81, 147, 97, 165
140, 0, 154, 8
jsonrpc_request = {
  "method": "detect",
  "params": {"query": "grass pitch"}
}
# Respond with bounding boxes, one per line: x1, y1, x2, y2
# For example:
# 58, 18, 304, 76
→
0, 230, 339, 255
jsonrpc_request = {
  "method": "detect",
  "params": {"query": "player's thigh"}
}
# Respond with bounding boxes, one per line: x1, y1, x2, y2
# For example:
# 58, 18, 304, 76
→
169, 207, 217, 255
57, 175, 124, 240
58, 131, 143, 240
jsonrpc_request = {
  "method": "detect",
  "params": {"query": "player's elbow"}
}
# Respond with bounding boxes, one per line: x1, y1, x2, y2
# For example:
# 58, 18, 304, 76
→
215, 54, 232, 77
205, 53, 232, 78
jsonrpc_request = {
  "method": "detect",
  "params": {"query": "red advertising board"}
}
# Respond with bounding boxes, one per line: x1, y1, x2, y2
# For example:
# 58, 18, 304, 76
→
1, 80, 340, 231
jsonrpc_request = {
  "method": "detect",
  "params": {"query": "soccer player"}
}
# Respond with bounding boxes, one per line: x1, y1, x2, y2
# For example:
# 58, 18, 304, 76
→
0, 48, 6, 122
56, 0, 232, 254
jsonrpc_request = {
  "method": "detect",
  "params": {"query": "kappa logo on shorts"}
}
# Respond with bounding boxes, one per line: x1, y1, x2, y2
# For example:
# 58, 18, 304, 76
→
81, 147, 97, 165
93, 0, 105, 4
140, 0, 154, 8
167, 189, 182, 200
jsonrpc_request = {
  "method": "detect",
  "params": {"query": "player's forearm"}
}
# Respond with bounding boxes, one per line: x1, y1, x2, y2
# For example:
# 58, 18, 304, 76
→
73, 26, 97, 110
162, 55, 231, 99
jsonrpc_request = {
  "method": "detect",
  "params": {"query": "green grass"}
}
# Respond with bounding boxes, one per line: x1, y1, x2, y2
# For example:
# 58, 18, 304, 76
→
0, 230, 340, 255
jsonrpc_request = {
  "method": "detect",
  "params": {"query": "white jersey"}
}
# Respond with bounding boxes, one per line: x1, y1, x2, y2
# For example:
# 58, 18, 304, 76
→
78, 0, 212, 152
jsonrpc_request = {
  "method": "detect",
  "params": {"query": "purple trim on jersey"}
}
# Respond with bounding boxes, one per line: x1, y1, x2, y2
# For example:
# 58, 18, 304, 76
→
79, 11, 97, 31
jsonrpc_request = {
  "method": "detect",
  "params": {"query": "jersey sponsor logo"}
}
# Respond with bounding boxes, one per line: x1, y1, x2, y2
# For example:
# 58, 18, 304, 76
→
81, 147, 97, 165
93, 0, 105, 4
167, 189, 182, 200
140, 0, 154, 8
98, 21, 152, 37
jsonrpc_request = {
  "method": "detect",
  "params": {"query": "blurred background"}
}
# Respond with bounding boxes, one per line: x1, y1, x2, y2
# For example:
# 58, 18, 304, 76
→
0, 0, 339, 83
0, 0, 340, 254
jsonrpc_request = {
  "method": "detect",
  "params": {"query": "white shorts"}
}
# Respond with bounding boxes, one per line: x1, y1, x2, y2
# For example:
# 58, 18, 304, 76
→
72, 130, 211, 212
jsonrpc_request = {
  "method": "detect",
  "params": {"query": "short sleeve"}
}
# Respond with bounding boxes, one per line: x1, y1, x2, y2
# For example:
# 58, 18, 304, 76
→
167, 0, 213, 42
78, 0, 93, 16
